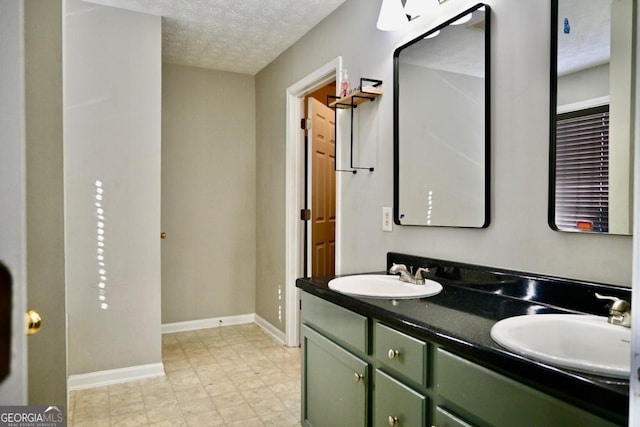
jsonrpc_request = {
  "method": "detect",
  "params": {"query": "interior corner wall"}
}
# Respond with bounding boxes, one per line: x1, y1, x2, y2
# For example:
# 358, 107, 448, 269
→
64, 0, 162, 375
255, 0, 633, 330
161, 63, 256, 324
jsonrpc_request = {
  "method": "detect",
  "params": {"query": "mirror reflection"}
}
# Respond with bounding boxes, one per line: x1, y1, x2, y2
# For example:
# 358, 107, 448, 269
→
550, 0, 635, 234
394, 4, 490, 227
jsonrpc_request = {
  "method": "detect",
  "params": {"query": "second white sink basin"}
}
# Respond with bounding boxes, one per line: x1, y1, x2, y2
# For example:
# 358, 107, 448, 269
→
491, 314, 631, 378
328, 274, 442, 299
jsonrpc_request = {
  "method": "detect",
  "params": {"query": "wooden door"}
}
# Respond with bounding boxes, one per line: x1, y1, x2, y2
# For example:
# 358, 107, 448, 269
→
309, 97, 336, 278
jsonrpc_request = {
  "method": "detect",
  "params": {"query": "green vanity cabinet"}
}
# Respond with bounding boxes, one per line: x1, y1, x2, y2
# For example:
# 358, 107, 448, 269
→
301, 293, 370, 427
302, 325, 369, 427
435, 349, 619, 427
300, 291, 621, 427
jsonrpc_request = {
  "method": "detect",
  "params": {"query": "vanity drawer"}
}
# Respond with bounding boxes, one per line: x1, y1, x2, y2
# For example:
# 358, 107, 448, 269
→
301, 292, 368, 354
374, 369, 426, 427
374, 322, 428, 385
435, 349, 619, 427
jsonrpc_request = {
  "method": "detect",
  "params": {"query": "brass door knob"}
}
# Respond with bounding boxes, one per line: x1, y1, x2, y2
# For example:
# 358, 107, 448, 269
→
26, 310, 42, 335
160, 232, 166, 240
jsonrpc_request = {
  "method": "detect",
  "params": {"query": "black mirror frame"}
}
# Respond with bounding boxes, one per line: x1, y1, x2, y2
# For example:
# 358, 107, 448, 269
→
548, 0, 560, 232
392, 3, 491, 228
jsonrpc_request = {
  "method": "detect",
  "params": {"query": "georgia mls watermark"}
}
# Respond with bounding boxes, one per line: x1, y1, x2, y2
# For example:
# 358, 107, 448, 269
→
0, 406, 64, 427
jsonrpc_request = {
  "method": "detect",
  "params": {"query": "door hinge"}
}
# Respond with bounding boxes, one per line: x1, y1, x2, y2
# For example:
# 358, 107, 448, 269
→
300, 209, 311, 221
301, 118, 311, 130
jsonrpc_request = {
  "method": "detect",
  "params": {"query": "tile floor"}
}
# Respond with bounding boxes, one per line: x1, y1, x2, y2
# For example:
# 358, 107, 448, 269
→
68, 324, 302, 426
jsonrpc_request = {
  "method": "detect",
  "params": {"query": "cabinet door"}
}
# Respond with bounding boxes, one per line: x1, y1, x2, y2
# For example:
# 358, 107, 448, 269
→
302, 325, 368, 427
374, 370, 426, 427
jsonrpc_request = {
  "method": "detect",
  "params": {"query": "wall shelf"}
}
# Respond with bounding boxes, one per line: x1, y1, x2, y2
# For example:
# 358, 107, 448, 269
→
329, 87, 383, 109
327, 78, 382, 173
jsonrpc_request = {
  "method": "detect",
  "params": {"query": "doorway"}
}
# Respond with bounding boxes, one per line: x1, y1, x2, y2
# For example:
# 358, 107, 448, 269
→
284, 58, 342, 347
305, 85, 337, 278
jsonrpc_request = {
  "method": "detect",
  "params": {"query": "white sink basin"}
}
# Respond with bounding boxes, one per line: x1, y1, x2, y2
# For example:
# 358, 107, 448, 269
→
491, 314, 631, 378
328, 274, 442, 299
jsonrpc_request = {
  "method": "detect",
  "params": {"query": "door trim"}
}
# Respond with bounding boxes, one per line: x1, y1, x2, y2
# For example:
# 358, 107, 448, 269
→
285, 57, 342, 347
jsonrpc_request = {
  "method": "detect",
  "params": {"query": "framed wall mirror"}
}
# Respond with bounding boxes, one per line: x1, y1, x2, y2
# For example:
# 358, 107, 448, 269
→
394, 4, 490, 228
549, 0, 635, 234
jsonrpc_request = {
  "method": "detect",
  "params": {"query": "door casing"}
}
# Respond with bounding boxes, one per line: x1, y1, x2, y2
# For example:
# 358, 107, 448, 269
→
285, 57, 343, 347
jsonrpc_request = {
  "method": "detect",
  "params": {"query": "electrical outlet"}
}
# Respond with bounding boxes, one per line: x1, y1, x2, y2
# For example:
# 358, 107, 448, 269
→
382, 207, 393, 232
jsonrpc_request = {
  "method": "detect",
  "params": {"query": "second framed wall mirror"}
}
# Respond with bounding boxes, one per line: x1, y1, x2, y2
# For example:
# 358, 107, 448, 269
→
549, 0, 636, 235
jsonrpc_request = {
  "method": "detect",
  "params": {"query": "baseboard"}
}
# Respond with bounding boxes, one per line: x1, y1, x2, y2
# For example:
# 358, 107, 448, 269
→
161, 313, 256, 334
68, 363, 165, 391
255, 314, 286, 345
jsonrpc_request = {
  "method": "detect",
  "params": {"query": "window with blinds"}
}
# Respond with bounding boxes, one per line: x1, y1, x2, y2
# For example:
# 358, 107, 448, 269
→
554, 105, 609, 233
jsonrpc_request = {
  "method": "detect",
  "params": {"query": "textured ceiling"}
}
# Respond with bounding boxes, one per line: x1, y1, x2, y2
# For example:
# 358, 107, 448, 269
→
83, 0, 346, 75
557, 0, 612, 76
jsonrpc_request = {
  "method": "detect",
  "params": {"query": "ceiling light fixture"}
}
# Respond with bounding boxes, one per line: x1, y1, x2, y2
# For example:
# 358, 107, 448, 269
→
378, 0, 451, 31
376, 0, 409, 31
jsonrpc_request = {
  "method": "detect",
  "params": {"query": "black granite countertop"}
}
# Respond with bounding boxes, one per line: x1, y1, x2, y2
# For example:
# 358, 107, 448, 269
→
296, 253, 630, 425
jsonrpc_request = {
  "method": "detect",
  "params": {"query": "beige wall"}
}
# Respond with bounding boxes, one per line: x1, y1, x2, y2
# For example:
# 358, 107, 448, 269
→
65, 0, 162, 375
255, 0, 633, 332
161, 64, 256, 324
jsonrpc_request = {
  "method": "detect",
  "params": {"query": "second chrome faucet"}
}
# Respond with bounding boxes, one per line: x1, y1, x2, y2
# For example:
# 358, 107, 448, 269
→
389, 263, 430, 285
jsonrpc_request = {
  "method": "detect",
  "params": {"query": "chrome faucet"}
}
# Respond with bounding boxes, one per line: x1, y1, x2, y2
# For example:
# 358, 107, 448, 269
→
595, 293, 631, 328
389, 263, 430, 285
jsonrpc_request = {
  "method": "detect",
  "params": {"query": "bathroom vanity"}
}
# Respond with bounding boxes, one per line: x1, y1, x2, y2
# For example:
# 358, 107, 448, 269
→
296, 253, 629, 427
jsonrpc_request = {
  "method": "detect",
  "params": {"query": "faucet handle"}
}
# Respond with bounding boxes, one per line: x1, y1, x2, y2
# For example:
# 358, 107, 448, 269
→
595, 293, 631, 312
595, 293, 631, 327
414, 267, 431, 280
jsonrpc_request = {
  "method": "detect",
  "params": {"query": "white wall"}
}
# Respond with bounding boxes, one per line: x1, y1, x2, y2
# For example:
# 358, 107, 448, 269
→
557, 63, 609, 107
64, 0, 162, 375
161, 63, 256, 324
256, 0, 633, 332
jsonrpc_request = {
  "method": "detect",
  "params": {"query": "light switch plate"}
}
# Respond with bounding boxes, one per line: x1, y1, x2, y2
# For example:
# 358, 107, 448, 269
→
382, 207, 393, 232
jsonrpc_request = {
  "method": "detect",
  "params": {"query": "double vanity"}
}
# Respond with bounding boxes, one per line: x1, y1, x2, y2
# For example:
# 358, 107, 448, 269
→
296, 252, 630, 427
296, 0, 634, 425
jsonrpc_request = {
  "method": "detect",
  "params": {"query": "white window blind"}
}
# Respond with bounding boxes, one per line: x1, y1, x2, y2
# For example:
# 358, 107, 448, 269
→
554, 105, 609, 232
